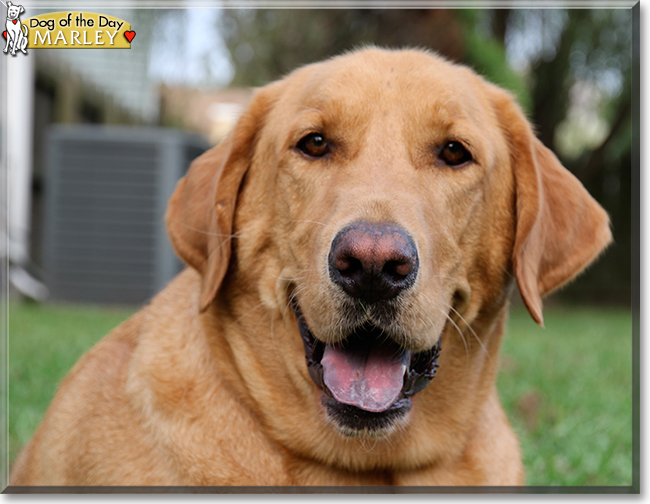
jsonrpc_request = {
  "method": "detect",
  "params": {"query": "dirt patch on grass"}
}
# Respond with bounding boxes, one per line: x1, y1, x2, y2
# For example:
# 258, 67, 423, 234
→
517, 390, 543, 431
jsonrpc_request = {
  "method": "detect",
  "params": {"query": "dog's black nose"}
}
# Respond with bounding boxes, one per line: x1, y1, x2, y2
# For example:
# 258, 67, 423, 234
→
329, 221, 418, 303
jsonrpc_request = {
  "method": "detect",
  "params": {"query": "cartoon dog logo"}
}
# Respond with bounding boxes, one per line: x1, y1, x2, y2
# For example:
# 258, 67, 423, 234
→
3, 1, 28, 56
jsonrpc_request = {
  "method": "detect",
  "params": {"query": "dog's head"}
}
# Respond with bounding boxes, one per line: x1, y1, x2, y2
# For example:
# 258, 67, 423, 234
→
167, 48, 611, 467
6, 2, 24, 20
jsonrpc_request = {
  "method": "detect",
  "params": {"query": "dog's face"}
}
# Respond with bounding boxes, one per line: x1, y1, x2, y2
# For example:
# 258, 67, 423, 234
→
167, 48, 611, 469
255, 52, 519, 433
6, 3, 23, 20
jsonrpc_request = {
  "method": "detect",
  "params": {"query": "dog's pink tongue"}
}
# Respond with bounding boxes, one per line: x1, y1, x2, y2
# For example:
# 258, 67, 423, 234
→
321, 343, 406, 412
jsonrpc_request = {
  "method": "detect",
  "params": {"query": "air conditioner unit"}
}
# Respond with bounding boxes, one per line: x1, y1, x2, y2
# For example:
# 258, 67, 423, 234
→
43, 125, 208, 304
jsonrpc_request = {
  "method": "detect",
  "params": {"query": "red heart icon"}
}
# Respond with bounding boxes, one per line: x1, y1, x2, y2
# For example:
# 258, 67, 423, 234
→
12, 20, 17, 24
2, 31, 6, 39
124, 31, 135, 43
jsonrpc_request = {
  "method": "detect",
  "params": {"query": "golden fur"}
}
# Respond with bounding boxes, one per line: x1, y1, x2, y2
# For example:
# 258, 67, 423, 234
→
10, 48, 611, 486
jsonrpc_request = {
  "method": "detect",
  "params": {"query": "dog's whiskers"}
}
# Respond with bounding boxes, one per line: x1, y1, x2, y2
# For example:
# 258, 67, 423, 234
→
296, 105, 323, 114
420, 292, 470, 368
429, 273, 464, 283
441, 300, 494, 366
232, 300, 269, 325
432, 305, 470, 371
292, 219, 327, 227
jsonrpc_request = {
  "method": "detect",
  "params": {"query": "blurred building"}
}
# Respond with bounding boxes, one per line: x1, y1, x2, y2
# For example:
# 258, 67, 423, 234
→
8, 29, 252, 304
160, 85, 251, 145
6, 8, 249, 304
31, 36, 160, 283
18, 12, 161, 303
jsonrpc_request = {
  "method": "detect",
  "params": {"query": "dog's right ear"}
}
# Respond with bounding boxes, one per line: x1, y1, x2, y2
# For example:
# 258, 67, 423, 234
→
166, 83, 282, 311
6, 2, 12, 8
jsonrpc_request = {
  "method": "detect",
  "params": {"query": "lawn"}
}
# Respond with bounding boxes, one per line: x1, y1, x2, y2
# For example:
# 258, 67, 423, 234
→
498, 305, 633, 487
8, 302, 137, 465
7, 301, 634, 487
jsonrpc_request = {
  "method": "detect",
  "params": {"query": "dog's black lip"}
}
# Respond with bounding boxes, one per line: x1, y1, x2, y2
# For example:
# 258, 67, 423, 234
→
321, 395, 412, 433
291, 300, 441, 421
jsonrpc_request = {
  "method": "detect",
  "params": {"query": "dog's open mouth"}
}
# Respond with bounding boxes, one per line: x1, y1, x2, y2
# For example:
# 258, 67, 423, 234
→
292, 302, 441, 433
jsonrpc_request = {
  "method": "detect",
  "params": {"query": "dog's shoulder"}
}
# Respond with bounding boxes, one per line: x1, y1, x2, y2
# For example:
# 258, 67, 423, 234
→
10, 309, 149, 484
12, 269, 291, 484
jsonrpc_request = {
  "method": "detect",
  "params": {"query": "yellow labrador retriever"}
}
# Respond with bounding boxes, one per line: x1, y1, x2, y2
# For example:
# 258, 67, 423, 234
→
10, 48, 611, 487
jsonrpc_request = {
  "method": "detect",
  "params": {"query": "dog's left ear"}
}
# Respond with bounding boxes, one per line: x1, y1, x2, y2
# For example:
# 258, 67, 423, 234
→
490, 86, 612, 326
20, 5, 24, 13
166, 82, 282, 311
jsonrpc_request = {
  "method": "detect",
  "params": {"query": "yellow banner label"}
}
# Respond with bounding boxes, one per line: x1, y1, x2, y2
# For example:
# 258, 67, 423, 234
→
23, 12, 133, 49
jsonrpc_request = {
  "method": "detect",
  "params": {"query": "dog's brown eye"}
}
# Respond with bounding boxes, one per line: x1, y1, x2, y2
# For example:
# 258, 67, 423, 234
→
297, 133, 329, 158
439, 141, 473, 167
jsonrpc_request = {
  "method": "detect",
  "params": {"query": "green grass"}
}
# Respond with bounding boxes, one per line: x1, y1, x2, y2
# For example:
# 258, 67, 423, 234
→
7, 302, 633, 486
8, 302, 136, 464
498, 305, 633, 486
